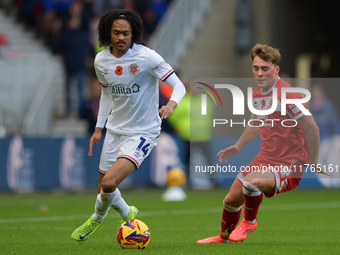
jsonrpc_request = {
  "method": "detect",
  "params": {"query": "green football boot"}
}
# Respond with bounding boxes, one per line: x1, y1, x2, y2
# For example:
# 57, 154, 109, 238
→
120, 206, 139, 223
71, 216, 103, 242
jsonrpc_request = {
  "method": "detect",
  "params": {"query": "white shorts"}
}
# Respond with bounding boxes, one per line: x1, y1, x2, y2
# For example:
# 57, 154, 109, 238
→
99, 132, 158, 174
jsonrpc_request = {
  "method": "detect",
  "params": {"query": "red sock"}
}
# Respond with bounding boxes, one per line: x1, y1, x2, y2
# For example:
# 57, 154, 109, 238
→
244, 193, 263, 221
243, 180, 263, 222
219, 204, 242, 240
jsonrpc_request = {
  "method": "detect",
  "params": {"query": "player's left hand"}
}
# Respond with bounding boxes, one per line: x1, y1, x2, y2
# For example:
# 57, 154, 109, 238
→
317, 169, 331, 176
159, 105, 173, 119
159, 100, 177, 120
313, 163, 331, 176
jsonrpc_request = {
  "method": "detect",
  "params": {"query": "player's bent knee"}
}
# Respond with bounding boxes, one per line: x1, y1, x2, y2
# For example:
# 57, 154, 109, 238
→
101, 178, 119, 193
224, 193, 244, 207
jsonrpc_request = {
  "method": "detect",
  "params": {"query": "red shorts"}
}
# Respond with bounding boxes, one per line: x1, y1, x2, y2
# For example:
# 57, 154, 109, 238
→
237, 155, 305, 198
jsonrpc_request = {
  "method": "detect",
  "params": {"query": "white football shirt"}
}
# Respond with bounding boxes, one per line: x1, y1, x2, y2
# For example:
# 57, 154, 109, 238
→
94, 43, 175, 136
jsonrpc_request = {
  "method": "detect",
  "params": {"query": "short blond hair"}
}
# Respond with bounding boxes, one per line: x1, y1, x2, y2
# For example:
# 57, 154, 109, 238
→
251, 44, 281, 66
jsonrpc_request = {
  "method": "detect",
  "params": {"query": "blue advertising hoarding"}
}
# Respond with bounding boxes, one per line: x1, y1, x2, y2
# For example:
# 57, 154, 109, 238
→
0, 134, 338, 192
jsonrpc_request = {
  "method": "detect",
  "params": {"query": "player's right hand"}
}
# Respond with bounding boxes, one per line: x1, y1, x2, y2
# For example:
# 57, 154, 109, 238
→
88, 128, 103, 156
217, 145, 240, 164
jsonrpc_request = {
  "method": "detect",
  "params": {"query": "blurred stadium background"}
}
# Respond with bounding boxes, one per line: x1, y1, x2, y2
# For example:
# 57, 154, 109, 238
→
0, 0, 340, 193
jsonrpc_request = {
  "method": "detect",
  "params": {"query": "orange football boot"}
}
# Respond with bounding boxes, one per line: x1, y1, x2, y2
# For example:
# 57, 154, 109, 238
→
197, 236, 234, 244
229, 219, 257, 242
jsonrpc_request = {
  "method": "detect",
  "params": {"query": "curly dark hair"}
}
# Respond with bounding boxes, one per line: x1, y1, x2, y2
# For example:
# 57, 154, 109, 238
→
97, 9, 144, 47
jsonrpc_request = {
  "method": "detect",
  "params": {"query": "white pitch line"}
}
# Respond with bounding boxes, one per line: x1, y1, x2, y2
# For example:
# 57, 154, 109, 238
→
0, 201, 339, 224
0, 214, 91, 223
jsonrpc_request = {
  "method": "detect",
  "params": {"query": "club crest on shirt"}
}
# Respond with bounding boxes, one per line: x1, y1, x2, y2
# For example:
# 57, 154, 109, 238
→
128, 64, 140, 75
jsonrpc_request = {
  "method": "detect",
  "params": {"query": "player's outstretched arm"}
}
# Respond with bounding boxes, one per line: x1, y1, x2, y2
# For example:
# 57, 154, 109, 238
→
217, 119, 260, 164
88, 127, 103, 157
297, 115, 330, 176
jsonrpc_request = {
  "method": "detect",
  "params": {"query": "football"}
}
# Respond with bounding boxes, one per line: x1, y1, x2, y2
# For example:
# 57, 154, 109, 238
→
166, 168, 187, 187
117, 219, 151, 249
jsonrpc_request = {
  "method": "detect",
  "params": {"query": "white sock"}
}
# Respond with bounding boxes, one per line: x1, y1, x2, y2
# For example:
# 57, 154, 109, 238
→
110, 188, 130, 219
223, 202, 242, 213
92, 189, 116, 222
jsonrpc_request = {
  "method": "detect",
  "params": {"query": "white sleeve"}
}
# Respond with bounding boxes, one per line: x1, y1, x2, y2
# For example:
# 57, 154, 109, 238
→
95, 87, 113, 128
164, 73, 186, 105
94, 55, 109, 86
147, 49, 174, 81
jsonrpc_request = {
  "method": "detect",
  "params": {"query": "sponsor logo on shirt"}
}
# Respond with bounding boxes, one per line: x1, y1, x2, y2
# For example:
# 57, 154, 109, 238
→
111, 84, 140, 98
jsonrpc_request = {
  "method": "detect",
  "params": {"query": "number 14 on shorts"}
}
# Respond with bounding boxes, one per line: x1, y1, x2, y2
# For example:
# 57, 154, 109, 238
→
136, 137, 150, 157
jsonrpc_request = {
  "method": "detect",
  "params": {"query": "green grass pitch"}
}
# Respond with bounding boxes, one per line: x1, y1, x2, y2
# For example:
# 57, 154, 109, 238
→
0, 188, 339, 255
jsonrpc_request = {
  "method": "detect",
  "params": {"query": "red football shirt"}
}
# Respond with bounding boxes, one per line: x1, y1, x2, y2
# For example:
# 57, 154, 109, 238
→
251, 78, 309, 167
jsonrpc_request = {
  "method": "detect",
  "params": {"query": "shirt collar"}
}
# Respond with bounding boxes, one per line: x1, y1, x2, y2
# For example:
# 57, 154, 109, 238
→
261, 77, 280, 95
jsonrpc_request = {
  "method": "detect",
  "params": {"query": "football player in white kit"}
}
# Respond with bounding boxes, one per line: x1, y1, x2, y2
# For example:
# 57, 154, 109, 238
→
71, 9, 186, 242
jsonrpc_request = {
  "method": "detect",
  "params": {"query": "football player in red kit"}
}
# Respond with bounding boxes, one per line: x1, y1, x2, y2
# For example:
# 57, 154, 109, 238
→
197, 44, 330, 244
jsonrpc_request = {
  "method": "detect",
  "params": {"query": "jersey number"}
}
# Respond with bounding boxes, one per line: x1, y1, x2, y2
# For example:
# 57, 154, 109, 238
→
136, 137, 150, 156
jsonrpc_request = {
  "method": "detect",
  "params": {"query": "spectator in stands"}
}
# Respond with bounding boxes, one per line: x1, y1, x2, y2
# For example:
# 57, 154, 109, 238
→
43, 0, 73, 15
309, 84, 340, 139
142, 8, 158, 42
15, 0, 44, 31
40, 7, 63, 47
89, 15, 103, 53
91, 0, 122, 17
41, 0, 92, 48
80, 74, 101, 134
134, 0, 148, 15
53, 0, 95, 118
14, 0, 172, 51
122, 0, 136, 11
149, 0, 170, 22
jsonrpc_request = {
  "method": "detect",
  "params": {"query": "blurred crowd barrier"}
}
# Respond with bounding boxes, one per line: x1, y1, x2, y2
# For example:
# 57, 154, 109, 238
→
1, 133, 338, 193
0, 132, 184, 192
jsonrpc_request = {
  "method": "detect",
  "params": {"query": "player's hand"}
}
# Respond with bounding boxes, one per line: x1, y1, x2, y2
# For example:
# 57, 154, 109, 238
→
217, 145, 240, 164
159, 105, 173, 119
314, 163, 331, 176
88, 128, 103, 156
159, 100, 177, 120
